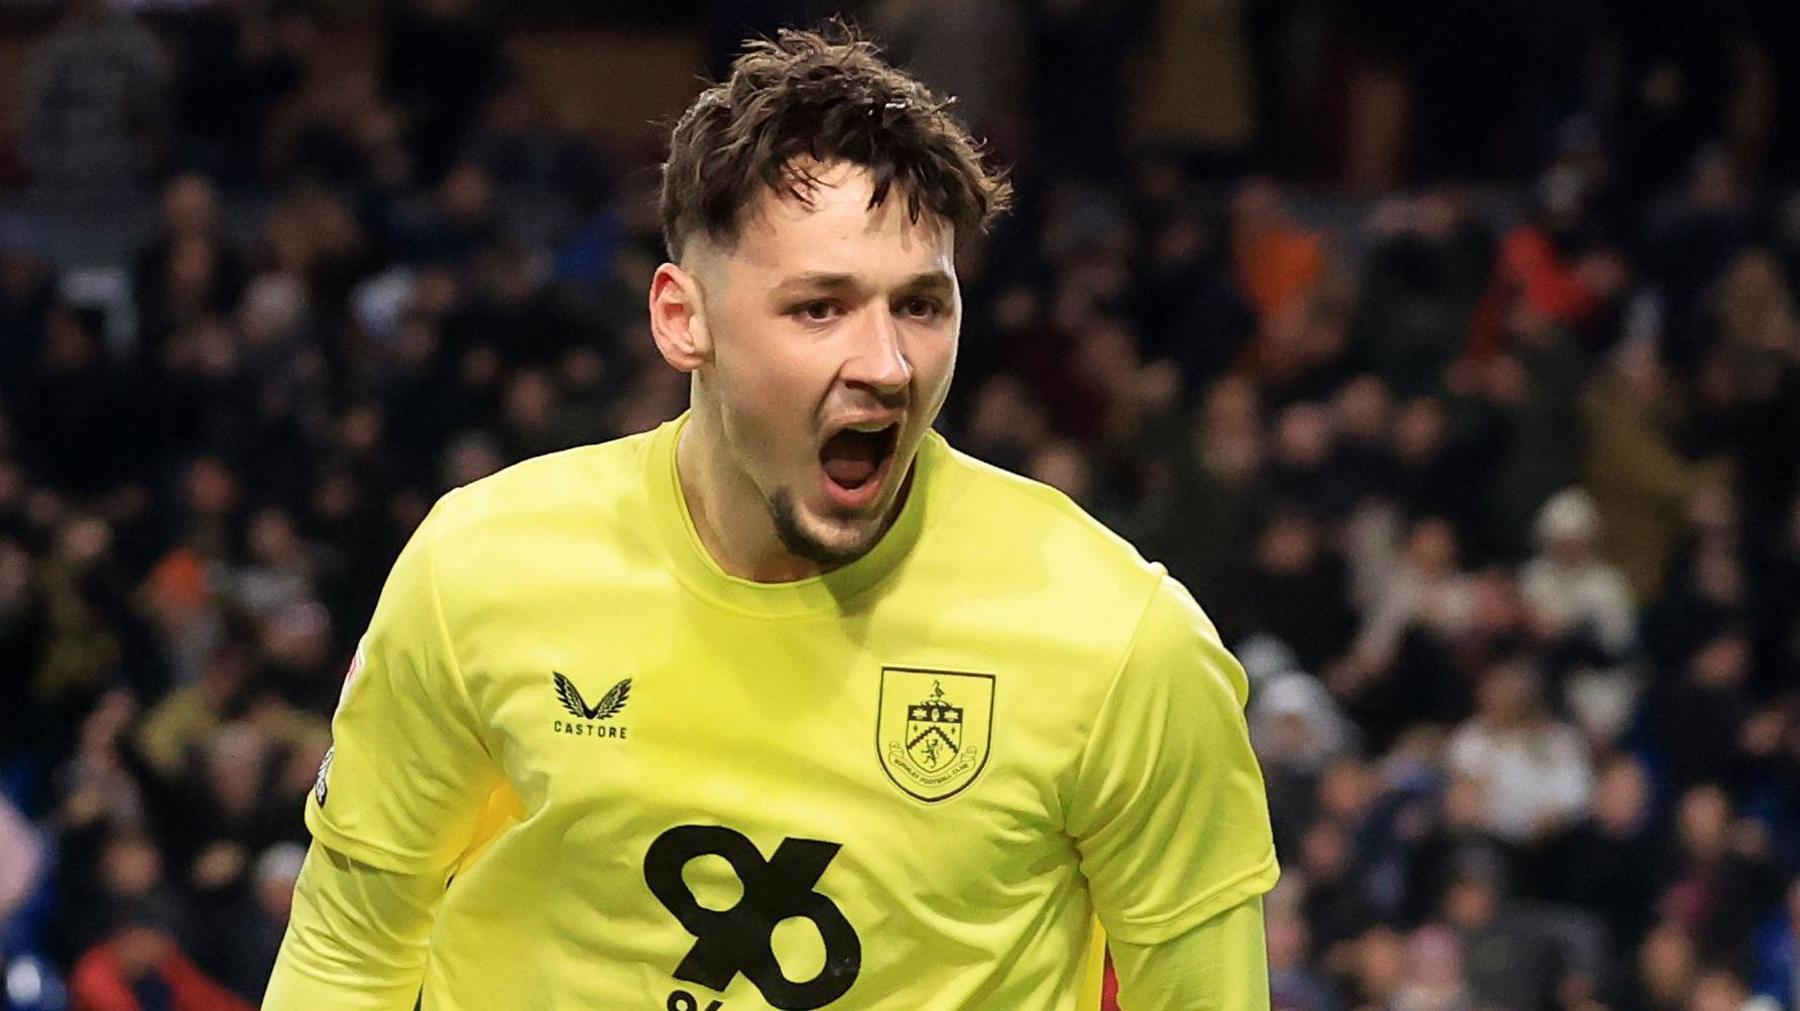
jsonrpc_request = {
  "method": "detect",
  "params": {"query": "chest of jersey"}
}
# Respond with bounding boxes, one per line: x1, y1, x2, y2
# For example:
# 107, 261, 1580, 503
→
438, 578, 1107, 1010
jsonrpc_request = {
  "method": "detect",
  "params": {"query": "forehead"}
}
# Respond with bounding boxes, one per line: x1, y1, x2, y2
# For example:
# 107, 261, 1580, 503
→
723, 162, 954, 280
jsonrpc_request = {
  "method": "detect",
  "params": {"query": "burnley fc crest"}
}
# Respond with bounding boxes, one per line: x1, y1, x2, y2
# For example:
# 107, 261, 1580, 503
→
877, 667, 994, 802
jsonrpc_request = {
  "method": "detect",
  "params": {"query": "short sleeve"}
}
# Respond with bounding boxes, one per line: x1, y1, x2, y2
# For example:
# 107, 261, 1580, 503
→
305, 498, 503, 876
1066, 576, 1280, 946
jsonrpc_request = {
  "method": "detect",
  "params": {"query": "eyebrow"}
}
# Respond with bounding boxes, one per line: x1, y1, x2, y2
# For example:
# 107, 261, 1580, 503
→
771, 270, 955, 299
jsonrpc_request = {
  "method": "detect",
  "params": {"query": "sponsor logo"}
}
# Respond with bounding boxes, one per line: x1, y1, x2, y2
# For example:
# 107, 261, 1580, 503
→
552, 672, 631, 741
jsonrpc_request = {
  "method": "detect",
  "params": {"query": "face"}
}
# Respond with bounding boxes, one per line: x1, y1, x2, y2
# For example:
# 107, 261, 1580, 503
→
658, 162, 960, 566
1678, 786, 1730, 860
114, 927, 175, 976
1547, 534, 1591, 566
1264, 911, 1307, 970
1407, 518, 1458, 575
1638, 924, 1694, 997
1477, 665, 1534, 723
1405, 927, 1464, 989
1443, 879, 1496, 929
1355, 929, 1405, 996
103, 838, 162, 896
1595, 757, 1648, 833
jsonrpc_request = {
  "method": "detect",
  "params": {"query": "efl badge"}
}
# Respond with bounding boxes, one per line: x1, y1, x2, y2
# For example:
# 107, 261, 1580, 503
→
877, 667, 994, 802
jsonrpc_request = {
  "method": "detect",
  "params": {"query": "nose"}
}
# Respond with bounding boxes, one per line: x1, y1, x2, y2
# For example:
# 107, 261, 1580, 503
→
843, 305, 912, 395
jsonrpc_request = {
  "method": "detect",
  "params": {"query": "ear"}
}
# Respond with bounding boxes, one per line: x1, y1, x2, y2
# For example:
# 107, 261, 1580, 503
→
648, 262, 711, 373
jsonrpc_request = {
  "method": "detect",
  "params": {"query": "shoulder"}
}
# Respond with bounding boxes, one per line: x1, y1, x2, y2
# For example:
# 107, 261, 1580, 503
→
928, 440, 1162, 599
899, 440, 1186, 680
410, 430, 663, 611
423, 429, 657, 543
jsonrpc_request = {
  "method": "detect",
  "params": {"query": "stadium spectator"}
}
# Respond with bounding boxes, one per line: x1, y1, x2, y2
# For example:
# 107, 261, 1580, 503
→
1520, 487, 1637, 666
1334, 516, 1480, 748
1643, 148, 1758, 364
1350, 194, 1489, 402
380, 0, 505, 186
132, 174, 248, 357
1445, 660, 1593, 848
1628, 920, 1700, 1011
1477, 301, 1591, 561
1656, 784, 1785, 970
188, 842, 304, 1002
1340, 926, 1407, 1009
1581, 334, 1716, 598
1480, 166, 1628, 349
1389, 925, 1474, 1011
1248, 660, 1357, 785
1437, 851, 1606, 1011
167, 0, 311, 183
1649, 628, 1764, 796
1218, 507, 1356, 673
66, 897, 250, 1011
18, 0, 170, 202
1264, 888, 1337, 1010
1553, 753, 1661, 951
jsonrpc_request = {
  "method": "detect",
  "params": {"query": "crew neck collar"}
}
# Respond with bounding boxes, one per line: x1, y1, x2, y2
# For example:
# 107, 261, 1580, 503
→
645, 412, 938, 618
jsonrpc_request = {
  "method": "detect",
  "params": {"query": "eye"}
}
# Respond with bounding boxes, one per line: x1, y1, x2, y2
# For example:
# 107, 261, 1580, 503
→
793, 300, 840, 323
899, 296, 945, 320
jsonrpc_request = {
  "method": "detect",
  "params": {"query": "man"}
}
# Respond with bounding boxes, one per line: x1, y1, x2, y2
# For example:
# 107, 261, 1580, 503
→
265, 27, 1277, 1010
69, 898, 254, 1011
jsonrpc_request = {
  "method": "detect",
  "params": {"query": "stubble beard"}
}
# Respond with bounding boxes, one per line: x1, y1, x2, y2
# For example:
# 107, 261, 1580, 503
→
767, 487, 882, 569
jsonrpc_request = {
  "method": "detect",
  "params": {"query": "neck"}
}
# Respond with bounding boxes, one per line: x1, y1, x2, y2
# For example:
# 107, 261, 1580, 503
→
676, 412, 826, 583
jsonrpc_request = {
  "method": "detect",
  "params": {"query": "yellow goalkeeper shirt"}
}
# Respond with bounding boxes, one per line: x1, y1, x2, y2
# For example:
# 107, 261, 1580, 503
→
286, 414, 1277, 1010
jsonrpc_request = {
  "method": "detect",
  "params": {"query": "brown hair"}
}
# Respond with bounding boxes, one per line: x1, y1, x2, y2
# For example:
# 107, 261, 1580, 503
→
659, 24, 1012, 263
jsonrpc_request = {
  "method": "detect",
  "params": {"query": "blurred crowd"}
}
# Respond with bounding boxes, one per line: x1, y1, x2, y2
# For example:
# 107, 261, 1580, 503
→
1, 1, 1799, 1010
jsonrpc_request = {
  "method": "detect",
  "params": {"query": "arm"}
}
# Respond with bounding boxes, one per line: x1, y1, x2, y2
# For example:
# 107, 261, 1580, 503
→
264, 844, 446, 1010
262, 497, 503, 1007
1068, 575, 1280, 1008
1109, 895, 1269, 1010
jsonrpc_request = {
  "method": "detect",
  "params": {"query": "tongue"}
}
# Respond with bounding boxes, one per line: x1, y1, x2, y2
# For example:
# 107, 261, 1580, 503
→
821, 430, 885, 488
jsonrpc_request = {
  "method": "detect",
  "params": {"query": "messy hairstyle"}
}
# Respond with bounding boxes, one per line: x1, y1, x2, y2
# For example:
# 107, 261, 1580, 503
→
659, 24, 1012, 263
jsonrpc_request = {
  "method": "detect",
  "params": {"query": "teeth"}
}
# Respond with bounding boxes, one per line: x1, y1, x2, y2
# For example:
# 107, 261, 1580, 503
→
845, 421, 894, 433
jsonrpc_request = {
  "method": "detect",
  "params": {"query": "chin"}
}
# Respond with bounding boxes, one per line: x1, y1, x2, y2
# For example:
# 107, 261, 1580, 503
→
769, 489, 887, 567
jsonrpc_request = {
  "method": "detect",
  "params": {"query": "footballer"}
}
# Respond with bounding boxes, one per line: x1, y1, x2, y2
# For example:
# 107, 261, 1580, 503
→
264, 26, 1278, 1011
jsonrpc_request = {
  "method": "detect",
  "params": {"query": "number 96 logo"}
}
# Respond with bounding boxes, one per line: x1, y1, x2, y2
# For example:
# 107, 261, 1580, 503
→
645, 825, 862, 1011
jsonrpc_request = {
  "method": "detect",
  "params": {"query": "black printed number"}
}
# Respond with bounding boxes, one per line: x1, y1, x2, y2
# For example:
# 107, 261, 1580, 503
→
645, 825, 861, 1011
667, 991, 723, 1011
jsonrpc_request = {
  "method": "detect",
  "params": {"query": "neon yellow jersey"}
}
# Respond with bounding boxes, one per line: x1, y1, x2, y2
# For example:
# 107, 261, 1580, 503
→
306, 414, 1278, 1010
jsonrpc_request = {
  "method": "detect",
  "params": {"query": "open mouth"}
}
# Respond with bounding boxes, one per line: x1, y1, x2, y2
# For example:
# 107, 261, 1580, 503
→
819, 423, 900, 507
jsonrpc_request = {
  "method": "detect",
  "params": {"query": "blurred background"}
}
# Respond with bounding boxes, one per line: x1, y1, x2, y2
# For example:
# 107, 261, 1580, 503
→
0, 1, 1797, 1009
